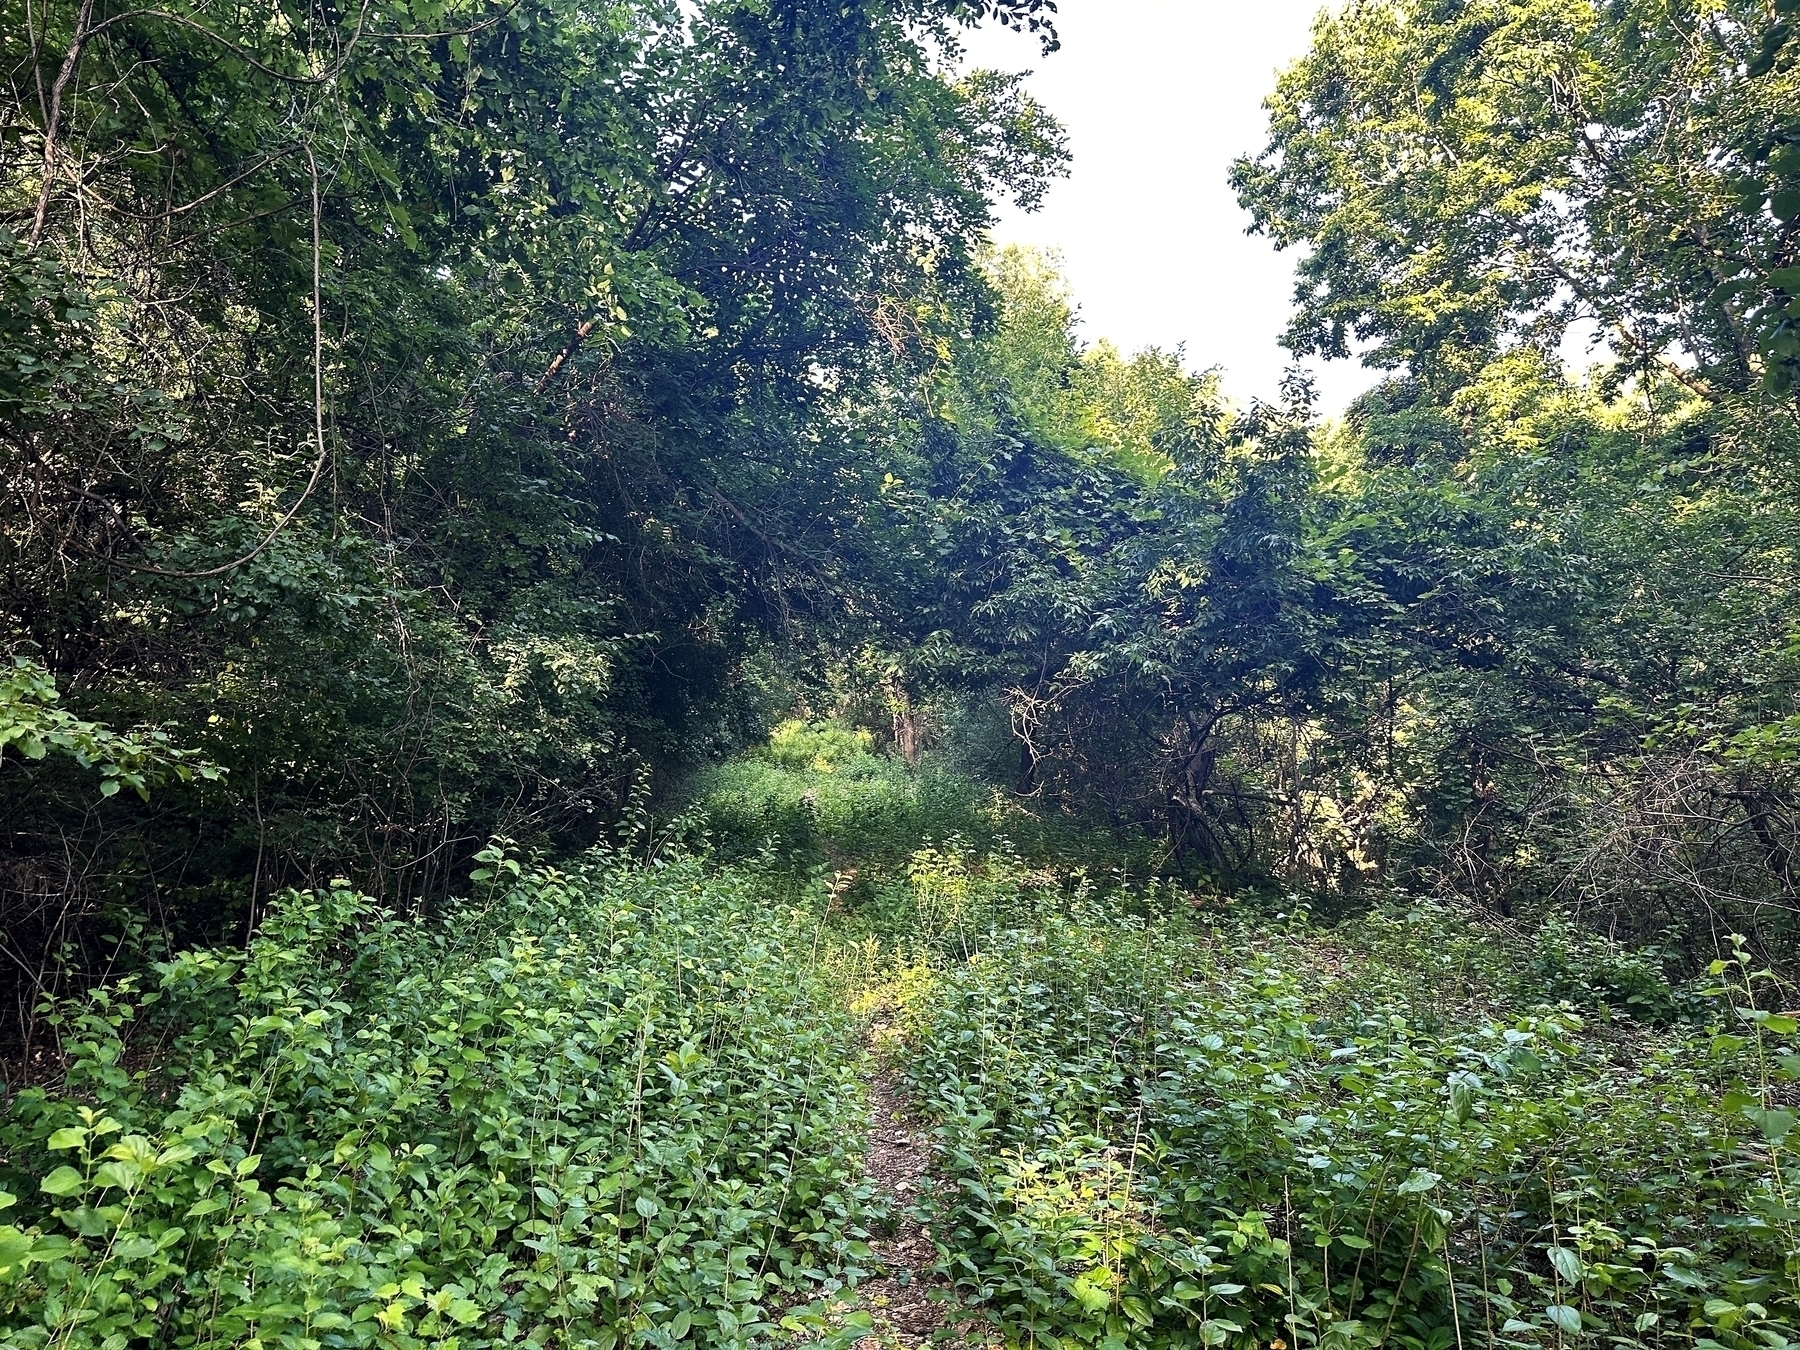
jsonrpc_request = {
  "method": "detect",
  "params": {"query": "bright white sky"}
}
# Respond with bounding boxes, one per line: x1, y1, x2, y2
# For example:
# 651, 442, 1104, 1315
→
960, 0, 1374, 414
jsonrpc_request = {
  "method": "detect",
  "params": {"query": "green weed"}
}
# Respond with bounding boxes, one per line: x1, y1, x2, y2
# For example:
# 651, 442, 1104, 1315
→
879, 851, 1800, 1350
8, 785, 1797, 1350
0, 848, 877, 1349
692, 723, 1165, 878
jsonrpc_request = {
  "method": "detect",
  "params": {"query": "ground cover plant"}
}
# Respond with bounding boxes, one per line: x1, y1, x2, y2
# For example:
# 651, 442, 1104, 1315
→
860, 850, 1800, 1350
0, 843, 882, 1349
693, 720, 1166, 878
3, 773, 1799, 1349
694, 719, 994, 869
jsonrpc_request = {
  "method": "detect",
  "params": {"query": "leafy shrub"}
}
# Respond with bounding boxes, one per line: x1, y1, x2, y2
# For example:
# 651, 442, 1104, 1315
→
0, 849, 877, 1349
883, 851, 1800, 1349
0, 656, 221, 800
763, 721, 876, 773
1525, 917, 1688, 1024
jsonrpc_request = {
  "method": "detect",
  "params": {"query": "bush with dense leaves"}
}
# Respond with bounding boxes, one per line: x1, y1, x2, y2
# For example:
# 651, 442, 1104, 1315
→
0, 847, 877, 1349
882, 852, 1800, 1349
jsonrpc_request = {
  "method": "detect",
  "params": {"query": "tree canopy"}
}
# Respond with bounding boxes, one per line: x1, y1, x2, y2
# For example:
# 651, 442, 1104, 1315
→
1233, 0, 1800, 395
5, 0, 1800, 1022
1, 0, 1065, 978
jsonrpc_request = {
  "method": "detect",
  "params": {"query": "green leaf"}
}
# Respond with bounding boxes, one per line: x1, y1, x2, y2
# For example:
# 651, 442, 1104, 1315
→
1724, 1087, 1760, 1113
1756, 1108, 1796, 1142
1546, 1304, 1581, 1333
1396, 1168, 1439, 1194
818, 1311, 874, 1348
1749, 1194, 1800, 1223
1071, 1275, 1110, 1314
47, 1128, 87, 1150
40, 1166, 86, 1197
0, 1228, 34, 1277
1547, 1247, 1583, 1284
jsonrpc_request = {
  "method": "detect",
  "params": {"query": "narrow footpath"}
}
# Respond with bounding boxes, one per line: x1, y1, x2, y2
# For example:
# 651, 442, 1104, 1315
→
851, 1061, 947, 1346
791, 1008, 996, 1349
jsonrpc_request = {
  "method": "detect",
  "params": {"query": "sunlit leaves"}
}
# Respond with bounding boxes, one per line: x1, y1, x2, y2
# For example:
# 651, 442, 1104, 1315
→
0, 853, 879, 1348
892, 862, 1800, 1347
0, 657, 222, 800
1235, 0, 1800, 397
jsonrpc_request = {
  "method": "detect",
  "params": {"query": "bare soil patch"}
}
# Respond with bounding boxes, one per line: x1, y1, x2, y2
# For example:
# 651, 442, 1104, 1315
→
851, 1060, 951, 1346
787, 1014, 996, 1349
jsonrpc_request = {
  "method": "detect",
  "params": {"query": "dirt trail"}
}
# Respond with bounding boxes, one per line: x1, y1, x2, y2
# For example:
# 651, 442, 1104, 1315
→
851, 1056, 950, 1346
788, 1010, 993, 1349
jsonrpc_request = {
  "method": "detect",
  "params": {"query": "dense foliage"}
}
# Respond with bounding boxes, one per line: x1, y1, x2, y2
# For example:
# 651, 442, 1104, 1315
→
0, 0, 1065, 1030
829, 248, 1800, 967
8, 0, 1800, 1344
4, 768, 1797, 1349
0, 842, 882, 1349
8, 0, 1800, 996
889, 852, 1799, 1349
1232, 0, 1800, 395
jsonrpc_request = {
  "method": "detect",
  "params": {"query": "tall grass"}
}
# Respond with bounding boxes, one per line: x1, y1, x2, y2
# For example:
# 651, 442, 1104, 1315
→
691, 720, 1166, 877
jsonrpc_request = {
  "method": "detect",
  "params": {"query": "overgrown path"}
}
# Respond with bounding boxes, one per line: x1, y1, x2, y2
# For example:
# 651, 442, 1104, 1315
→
852, 1054, 949, 1346
791, 1004, 989, 1350
6, 846, 1797, 1350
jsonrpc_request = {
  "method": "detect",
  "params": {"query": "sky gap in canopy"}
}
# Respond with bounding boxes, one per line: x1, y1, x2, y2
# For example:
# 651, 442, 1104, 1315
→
959, 0, 1380, 414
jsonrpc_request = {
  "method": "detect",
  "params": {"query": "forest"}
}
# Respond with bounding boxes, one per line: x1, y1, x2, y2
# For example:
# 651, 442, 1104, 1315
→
2, 0, 1799, 1345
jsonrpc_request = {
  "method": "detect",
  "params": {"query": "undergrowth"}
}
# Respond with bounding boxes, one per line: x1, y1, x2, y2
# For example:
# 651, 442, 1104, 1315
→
861, 850, 1800, 1350
691, 722, 1164, 877
4, 739, 1798, 1350
0, 846, 878, 1350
